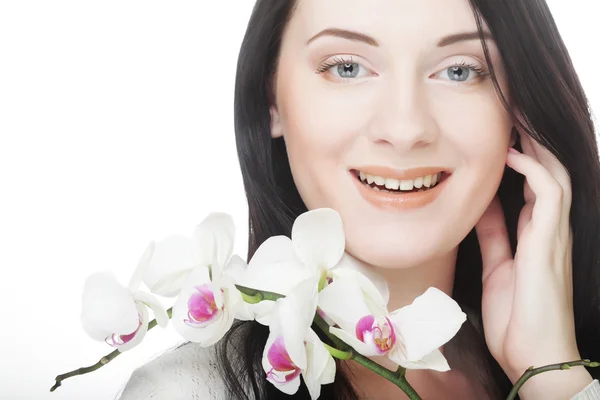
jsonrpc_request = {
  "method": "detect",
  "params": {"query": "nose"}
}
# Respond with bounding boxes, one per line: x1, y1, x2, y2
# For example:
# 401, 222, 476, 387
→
367, 75, 439, 153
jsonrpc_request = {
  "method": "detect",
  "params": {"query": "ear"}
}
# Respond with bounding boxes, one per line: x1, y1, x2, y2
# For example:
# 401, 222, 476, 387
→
509, 127, 517, 147
270, 105, 284, 139
510, 107, 527, 148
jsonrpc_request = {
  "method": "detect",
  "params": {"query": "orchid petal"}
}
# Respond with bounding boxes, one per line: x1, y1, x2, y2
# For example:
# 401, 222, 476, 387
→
242, 236, 311, 295
142, 234, 197, 297
81, 272, 139, 339
304, 330, 335, 400
192, 212, 235, 273
81, 314, 110, 341
222, 279, 253, 321
291, 208, 345, 272
252, 301, 277, 325
116, 303, 149, 352
132, 291, 169, 328
329, 326, 380, 357
262, 331, 302, 395
390, 347, 451, 372
332, 252, 390, 304
388, 287, 466, 361
222, 254, 247, 283
128, 241, 155, 291
306, 329, 335, 385
318, 274, 373, 333
329, 268, 388, 316
279, 278, 319, 370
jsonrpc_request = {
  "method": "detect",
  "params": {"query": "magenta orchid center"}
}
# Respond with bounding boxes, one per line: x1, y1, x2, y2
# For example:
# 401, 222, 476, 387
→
184, 284, 224, 328
105, 313, 142, 347
356, 315, 397, 354
266, 336, 302, 384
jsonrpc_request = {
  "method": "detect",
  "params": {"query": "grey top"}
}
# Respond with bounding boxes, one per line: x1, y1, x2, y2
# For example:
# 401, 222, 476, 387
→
118, 342, 600, 399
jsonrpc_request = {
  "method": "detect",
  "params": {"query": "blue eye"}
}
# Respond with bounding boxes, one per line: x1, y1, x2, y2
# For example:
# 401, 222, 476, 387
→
336, 62, 361, 78
441, 61, 490, 83
316, 56, 368, 79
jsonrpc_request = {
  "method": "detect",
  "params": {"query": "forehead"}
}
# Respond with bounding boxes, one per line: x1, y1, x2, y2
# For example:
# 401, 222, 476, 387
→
290, 0, 483, 47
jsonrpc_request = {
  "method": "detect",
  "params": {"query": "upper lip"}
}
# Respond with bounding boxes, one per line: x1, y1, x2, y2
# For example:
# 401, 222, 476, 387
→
352, 166, 453, 181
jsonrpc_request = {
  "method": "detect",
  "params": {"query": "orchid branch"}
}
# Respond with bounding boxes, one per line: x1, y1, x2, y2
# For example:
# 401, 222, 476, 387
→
506, 359, 600, 400
237, 284, 423, 398
50, 307, 173, 392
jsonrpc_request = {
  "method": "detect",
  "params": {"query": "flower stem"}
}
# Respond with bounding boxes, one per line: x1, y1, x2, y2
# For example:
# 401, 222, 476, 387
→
506, 359, 600, 400
50, 307, 173, 392
235, 284, 284, 302
324, 343, 352, 360
313, 313, 422, 400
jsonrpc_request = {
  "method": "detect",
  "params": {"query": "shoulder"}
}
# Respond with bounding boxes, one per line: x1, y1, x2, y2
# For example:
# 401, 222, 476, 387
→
118, 341, 226, 400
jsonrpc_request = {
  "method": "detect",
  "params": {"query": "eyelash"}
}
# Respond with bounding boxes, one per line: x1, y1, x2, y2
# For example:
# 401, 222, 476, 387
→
315, 56, 357, 74
315, 56, 491, 81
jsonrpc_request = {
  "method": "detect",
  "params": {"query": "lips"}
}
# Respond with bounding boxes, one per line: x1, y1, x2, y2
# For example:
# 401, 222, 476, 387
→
350, 168, 451, 210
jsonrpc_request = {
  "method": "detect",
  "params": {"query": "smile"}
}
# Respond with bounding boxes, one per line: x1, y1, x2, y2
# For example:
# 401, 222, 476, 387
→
350, 167, 452, 210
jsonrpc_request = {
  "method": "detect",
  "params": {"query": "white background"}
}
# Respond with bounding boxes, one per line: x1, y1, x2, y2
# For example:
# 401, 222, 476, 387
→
0, 2, 598, 399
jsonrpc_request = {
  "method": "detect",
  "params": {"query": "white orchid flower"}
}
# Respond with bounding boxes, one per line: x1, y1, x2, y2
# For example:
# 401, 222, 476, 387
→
80, 243, 169, 352
141, 212, 235, 297
171, 254, 252, 346
237, 208, 389, 325
262, 278, 335, 400
318, 269, 466, 371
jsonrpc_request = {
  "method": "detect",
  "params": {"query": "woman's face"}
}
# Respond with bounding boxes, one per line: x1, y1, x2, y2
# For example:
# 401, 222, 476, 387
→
271, 0, 513, 269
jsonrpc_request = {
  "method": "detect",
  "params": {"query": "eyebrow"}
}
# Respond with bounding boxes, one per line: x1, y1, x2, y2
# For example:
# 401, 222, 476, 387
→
306, 28, 494, 47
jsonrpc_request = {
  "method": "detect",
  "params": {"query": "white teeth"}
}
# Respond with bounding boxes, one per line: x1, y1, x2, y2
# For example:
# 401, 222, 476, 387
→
384, 178, 400, 190
357, 170, 444, 192
413, 176, 423, 188
399, 180, 413, 191
423, 175, 432, 188
373, 176, 385, 185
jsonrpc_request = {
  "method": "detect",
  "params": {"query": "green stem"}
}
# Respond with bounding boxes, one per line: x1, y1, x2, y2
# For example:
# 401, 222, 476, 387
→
324, 343, 352, 360
235, 284, 284, 302
506, 359, 600, 400
50, 307, 173, 392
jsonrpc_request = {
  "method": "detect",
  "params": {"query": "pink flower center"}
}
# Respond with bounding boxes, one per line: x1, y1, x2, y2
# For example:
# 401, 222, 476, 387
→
356, 315, 396, 354
265, 336, 302, 385
184, 284, 224, 328
105, 313, 142, 347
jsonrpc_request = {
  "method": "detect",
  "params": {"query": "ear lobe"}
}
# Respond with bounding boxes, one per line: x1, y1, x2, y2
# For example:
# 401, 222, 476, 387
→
270, 106, 284, 138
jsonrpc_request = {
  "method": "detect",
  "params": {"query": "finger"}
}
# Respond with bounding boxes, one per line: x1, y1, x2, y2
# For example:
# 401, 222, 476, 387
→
476, 194, 513, 283
517, 130, 572, 208
506, 148, 563, 238
516, 203, 534, 242
517, 130, 572, 242
524, 133, 573, 241
517, 133, 537, 204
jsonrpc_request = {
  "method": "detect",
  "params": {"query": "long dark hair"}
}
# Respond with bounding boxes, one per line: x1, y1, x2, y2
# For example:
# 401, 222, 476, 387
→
215, 0, 600, 398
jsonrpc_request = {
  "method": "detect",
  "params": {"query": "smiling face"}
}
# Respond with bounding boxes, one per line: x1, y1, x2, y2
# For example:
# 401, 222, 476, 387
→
270, 0, 513, 269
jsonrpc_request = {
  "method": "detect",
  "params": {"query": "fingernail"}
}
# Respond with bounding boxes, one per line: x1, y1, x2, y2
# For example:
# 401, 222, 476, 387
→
508, 147, 519, 154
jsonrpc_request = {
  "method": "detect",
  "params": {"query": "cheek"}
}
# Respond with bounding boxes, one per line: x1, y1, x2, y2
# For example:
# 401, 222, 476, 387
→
277, 79, 368, 208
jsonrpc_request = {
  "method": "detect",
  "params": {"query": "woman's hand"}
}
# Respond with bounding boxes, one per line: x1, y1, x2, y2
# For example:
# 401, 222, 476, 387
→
475, 130, 593, 399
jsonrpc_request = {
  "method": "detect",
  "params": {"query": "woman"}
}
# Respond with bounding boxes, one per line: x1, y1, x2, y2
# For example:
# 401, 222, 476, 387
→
120, 0, 600, 398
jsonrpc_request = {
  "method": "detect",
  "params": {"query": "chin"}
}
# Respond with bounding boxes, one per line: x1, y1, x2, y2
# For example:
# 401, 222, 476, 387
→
345, 236, 449, 270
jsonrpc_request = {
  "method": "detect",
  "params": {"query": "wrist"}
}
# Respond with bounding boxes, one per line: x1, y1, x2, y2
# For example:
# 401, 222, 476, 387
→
509, 365, 593, 400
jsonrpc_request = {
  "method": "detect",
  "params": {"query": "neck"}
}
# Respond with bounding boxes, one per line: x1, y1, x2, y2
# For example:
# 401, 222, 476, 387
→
366, 247, 459, 312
